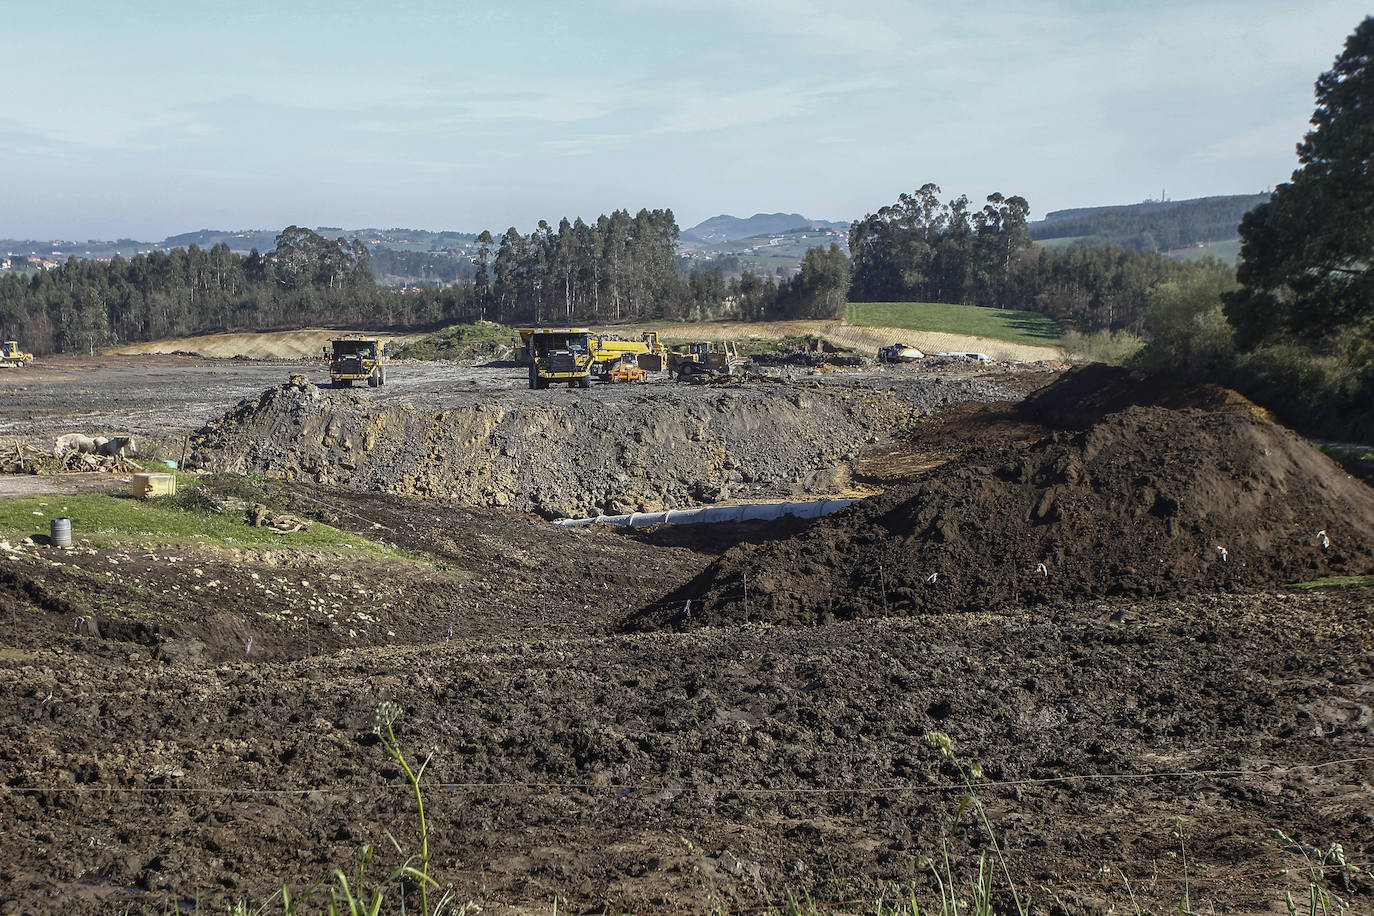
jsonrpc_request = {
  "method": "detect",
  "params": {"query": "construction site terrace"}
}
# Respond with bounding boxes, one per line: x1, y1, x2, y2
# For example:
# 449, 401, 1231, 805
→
0, 336, 1370, 915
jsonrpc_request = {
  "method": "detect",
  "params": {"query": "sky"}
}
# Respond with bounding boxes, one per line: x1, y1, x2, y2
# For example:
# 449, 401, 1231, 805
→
1, 0, 1368, 240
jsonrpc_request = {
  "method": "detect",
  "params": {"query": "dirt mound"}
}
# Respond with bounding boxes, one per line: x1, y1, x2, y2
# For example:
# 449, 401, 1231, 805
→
185, 374, 1016, 518
631, 404, 1374, 629
1023, 363, 1273, 429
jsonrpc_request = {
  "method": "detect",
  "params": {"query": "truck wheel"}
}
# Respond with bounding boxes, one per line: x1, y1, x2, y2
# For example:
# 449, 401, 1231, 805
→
378, 367, 386, 386
579, 375, 592, 389
367, 371, 379, 388
529, 366, 540, 390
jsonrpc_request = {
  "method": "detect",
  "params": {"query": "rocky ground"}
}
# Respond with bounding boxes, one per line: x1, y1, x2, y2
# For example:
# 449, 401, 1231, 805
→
0, 354, 1370, 915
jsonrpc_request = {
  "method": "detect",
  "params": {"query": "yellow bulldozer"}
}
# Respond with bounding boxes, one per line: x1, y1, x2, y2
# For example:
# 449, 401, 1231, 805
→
0, 340, 33, 368
663, 340, 743, 381
326, 336, 387, 388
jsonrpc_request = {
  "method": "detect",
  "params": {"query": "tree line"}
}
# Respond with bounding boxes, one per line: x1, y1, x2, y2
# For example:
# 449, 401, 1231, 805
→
847, 183, 1232, 337
0, 228, 474, 354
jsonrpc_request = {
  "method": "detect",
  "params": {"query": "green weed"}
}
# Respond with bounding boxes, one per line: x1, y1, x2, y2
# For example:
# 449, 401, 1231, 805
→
1268, 828, 1366, 916
222, 703, 455, 915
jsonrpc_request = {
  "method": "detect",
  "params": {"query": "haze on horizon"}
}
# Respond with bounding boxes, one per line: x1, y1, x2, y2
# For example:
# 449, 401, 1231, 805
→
1, 0, 1367, 241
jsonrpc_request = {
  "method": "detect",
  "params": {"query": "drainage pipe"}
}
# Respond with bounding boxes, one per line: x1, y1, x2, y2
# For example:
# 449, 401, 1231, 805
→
554, 498, 859, 528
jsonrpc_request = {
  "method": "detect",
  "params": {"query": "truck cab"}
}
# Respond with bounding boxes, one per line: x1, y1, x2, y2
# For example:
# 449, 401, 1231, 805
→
528, 328, 594, 389
328, 336, 387, 388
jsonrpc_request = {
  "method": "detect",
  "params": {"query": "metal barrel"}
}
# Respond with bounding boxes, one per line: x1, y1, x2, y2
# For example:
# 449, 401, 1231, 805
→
50, 517, 72, 548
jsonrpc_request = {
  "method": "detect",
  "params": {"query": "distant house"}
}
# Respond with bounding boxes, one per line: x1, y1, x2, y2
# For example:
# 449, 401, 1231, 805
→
0, 257, 10, 270
38, 258, 60, 270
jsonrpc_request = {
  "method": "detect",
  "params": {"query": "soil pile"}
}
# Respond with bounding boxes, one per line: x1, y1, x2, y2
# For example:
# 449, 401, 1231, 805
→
633, 403, 1374, 629
1021, 362, 1274, 428
185, 374, 1013, 518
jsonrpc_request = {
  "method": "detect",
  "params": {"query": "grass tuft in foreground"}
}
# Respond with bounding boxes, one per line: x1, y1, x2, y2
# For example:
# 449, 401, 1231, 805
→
225, 703, 458, 916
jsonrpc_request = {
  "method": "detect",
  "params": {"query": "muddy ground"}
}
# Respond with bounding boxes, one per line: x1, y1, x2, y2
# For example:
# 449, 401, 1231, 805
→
0, 356, 1371, 915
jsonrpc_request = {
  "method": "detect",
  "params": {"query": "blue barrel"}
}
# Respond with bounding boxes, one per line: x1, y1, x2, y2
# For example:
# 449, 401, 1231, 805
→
50, 517, 72, 548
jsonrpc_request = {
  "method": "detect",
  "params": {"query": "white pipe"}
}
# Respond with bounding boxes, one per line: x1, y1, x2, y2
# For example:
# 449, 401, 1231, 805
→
555, 498, 859, 528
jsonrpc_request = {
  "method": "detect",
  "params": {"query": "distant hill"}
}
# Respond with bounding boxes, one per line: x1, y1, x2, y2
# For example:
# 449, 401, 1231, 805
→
683, 213, 850, 243
162, 227, 479, 255
1030, 193, 1270, 253
163, 229, 281, 252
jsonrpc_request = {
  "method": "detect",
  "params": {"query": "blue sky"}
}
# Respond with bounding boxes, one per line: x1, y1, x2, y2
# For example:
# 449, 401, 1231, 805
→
1, 0, 1368, 239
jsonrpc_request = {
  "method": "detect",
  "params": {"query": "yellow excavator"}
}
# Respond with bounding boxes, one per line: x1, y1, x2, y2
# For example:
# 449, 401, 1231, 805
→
0, 341, 33, 368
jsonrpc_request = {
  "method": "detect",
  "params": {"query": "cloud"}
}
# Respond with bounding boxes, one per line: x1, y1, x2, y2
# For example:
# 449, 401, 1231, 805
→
6, 107, 217, 153
1196, 119, 1306, 164
649, 77, 894, 134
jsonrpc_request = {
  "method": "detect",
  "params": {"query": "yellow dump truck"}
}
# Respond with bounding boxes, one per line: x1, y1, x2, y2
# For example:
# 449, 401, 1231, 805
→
327, 336, 387, 388
0, 340, 33, 368
528, 328, 595, 389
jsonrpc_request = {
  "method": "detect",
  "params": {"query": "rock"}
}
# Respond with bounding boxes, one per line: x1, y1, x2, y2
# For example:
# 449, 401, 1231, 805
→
159, 637, 208, 666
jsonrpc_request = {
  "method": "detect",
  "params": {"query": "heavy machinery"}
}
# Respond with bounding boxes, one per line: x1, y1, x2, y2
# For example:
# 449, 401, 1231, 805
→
327, 336, 387, 388
605, 352, 649, 383
878, 342, 923, 363
528, 328, 595, 389
592, 331, 666, 375
667, 341, 744, 381
0, 340, 33, 368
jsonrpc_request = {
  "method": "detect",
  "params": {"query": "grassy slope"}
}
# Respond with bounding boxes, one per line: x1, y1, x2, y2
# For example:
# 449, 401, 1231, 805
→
0, 489, 395, 554
846, 301, 1063, 346
391, 322, 514, 361
1169, 239, 1242, 264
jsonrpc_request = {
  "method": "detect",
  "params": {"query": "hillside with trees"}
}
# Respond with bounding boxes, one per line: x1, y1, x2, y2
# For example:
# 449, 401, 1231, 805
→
0, 228, 474, 355
846, 184, 1236, 339
681, 213, 849, 243
1029, 193, 1270, 252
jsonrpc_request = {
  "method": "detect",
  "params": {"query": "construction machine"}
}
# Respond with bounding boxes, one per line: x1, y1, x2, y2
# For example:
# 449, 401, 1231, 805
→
592, 330, 667, 375
327, 336, 387, 388
0, 340, 33, 368
528, 328, 595, 389
605, 352, 649, 383
878, 342, 923, 363
667, 341, 744, 380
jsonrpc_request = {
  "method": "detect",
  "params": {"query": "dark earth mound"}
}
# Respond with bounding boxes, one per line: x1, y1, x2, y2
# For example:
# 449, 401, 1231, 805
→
1021, 362, 1273, 428
632, 403, 1374, 630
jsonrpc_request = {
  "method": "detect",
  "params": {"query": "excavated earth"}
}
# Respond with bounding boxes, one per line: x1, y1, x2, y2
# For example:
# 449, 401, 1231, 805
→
0, 358, 1371, 916
184, 369, 1020, 518
637, 370, 1374, 630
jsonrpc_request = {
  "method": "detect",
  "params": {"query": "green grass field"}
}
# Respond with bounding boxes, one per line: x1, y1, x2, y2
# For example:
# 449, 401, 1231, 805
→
1170, 239, 1242, 264
846, 301, 1064, 345
0, 487, 398, 554
1032, 236, 1087, 250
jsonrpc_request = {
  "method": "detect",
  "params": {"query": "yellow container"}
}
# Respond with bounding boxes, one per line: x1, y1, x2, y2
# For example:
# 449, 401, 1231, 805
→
132, 473, 177, 499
